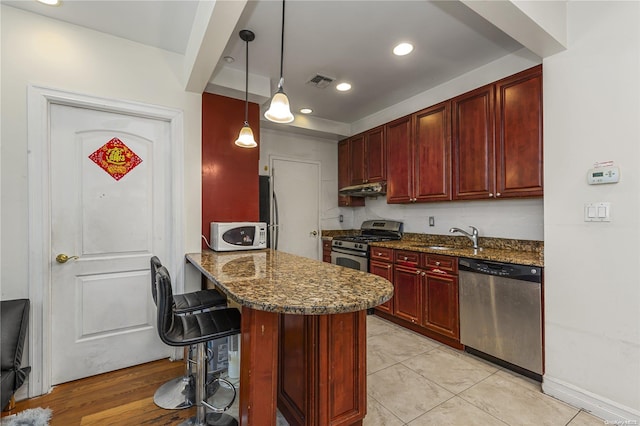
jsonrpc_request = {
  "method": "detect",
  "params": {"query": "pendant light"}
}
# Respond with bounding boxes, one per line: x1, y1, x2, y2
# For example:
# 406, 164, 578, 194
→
235, 30, 258, 148
264, 0, 294, 123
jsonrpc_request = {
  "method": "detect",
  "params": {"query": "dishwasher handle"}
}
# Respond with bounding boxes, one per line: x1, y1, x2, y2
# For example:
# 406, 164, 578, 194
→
459, 257, 542, 283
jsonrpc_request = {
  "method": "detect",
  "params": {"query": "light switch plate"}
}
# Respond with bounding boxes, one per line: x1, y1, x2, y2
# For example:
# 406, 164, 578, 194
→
584, 202, 611, 222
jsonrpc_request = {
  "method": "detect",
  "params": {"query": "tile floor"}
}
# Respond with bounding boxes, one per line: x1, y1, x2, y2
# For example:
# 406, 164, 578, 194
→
222, 315, 605, 425
363, 315, 604, 426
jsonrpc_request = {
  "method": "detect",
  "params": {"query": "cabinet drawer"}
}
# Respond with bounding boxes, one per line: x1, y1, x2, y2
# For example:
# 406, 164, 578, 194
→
322, 240, 332, 250
424, 254, 457, 274
394, 250, 420, 266
370, 247, 393, 262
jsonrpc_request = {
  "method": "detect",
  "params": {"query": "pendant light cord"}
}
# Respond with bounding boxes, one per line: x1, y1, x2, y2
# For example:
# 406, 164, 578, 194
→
278, 0, 285, 90
244, 37, 249, 124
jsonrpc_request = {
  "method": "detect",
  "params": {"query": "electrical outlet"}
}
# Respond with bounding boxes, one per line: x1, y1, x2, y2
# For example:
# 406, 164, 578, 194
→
428, 216, 435, 227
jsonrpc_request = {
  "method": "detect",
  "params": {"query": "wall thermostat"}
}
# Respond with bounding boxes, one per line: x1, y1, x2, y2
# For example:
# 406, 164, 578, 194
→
587, 165, 619, 185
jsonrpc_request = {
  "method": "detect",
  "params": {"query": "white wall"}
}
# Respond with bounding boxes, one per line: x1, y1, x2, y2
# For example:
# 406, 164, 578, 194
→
0, 5, 203, 299
542, 1, 640, 421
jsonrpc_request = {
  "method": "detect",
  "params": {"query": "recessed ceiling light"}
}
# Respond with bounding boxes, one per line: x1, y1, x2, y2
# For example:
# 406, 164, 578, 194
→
37, 0, 61, 5
300, 108, 313, 114
393, 42, 414, 56
336, 82, 352, 92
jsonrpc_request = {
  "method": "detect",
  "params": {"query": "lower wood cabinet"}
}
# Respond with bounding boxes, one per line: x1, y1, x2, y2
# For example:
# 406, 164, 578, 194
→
322, 240, 332, 263
393, 265, 422, 325
423, 269, 459, 340
373, 247, 461, 349
278, 311, 367, 425
369, 260, 393, 314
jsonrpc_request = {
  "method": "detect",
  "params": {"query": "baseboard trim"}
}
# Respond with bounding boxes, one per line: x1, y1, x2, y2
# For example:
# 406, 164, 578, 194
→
543, 375, 640, 423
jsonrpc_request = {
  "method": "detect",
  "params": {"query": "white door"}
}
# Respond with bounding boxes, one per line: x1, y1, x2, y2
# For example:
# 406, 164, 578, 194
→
271, 157, 321, 259
49, 104, 172, 384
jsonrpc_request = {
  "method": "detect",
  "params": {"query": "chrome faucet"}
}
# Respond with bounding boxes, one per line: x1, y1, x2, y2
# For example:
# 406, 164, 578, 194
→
449, 226, 480, 250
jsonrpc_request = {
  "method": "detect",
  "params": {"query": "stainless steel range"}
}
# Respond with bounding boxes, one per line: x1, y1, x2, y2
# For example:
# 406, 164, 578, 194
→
331, 220, 403, 272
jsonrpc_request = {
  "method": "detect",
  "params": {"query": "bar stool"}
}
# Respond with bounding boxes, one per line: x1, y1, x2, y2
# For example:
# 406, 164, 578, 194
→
151, 256, 228, 410
156, 265, 241, 426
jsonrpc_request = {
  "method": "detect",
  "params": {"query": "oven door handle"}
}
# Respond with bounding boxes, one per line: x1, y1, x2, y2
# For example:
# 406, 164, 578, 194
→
330, 246, 368, 257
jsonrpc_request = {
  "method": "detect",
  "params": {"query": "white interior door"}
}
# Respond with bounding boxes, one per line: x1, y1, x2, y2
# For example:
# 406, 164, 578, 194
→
49, 103, 172, 384
271, 157, 321, 259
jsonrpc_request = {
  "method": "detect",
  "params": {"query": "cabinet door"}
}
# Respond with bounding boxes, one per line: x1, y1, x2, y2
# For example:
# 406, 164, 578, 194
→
386, 115, 414, 203
423, 271, 459, 340
338, 139, 364, 207
366, 126, 386, 183
370, 260, 393, 314
393, 265, 421, 324
322, 240, 332, 263
452, 85, 495, 200
414, 101, 452, 202
495, 65, 543, 198
349, 134, 366, 185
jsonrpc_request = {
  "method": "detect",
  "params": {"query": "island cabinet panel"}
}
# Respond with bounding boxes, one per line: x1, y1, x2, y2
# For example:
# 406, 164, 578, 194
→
338, 139, 364, 207
385, 115, 414, 203
414, 102, 452, 202
452, 84, 495, 200
369, 259, 394, 314
393, 265, 422, 324
278, 312, 367, 426
495, 65, 543, 198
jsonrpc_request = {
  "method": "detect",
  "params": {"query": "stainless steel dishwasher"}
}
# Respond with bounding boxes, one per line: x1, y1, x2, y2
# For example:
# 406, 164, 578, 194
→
459, 258, 543, 380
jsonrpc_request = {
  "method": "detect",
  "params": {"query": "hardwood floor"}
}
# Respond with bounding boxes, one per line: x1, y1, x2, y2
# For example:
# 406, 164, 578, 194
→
1, 359, 197, 425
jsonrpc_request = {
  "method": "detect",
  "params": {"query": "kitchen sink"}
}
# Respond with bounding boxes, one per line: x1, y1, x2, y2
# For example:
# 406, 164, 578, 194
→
414, 245, 456, 250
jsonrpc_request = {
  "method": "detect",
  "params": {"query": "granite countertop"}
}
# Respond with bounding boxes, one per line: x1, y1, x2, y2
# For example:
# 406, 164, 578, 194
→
186, 249, 394, 315
323, 231, 544, 267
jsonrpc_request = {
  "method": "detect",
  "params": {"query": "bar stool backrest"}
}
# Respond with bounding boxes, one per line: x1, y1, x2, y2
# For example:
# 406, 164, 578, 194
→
150, 256, 163, 306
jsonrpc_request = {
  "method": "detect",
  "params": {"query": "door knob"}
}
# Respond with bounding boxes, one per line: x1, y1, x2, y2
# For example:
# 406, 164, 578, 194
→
56, 254, 79, 263
310, 231, 318, 236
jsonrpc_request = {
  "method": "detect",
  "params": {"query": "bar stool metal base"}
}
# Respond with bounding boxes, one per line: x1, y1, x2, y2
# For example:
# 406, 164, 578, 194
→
178, 413, 238, 426
153, 375, 194, 410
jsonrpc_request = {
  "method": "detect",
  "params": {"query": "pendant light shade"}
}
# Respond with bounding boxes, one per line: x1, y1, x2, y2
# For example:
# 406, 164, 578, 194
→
264, 0, 294, 124
235, 29, 258, 148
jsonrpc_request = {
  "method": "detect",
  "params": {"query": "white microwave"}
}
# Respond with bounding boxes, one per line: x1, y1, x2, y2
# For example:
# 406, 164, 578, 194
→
210, 222, 267, 251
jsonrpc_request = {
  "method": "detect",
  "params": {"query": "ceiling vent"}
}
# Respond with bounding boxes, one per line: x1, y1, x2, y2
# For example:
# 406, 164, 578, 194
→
306, 74, 334, 89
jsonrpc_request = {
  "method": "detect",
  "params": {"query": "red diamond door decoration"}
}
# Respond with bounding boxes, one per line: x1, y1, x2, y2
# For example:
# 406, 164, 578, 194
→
88, 137, 142, 181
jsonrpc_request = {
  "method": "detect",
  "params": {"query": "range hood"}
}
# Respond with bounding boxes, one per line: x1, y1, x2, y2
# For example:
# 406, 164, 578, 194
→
339, 182, 386, 197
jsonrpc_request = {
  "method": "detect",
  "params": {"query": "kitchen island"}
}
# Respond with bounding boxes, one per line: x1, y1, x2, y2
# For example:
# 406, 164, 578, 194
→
186, 249, 393, 426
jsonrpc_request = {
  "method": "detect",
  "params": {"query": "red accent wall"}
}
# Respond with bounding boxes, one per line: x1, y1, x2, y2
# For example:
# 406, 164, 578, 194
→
202, 93, 260, 248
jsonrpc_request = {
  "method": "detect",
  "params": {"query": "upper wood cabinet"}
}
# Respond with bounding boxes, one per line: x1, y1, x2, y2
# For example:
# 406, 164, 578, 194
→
386, 102, 451, 203
349, 126, 386, 185
338, 139, 364, 207
495, 65, 543, 197
453, 65, 543, 200
385, 115, 413, 203
414, 102, 452, 202
452, 85, 495, 200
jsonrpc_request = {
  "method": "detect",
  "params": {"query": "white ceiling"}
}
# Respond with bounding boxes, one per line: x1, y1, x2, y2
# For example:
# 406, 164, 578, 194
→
3, 0, 528, 125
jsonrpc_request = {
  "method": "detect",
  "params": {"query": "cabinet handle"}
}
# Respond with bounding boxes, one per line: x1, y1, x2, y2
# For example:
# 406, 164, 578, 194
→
421, 272, 426, 276
404, 256, 408, 261
415, 270, 420, 275
435, 261, 441, 266
496, 192, 501, 197
387, 264, 391, 269
489, 193, 494, 198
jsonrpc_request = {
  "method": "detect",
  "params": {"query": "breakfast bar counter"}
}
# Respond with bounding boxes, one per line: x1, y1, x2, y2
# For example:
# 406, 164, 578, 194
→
186, 249, 394, 426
